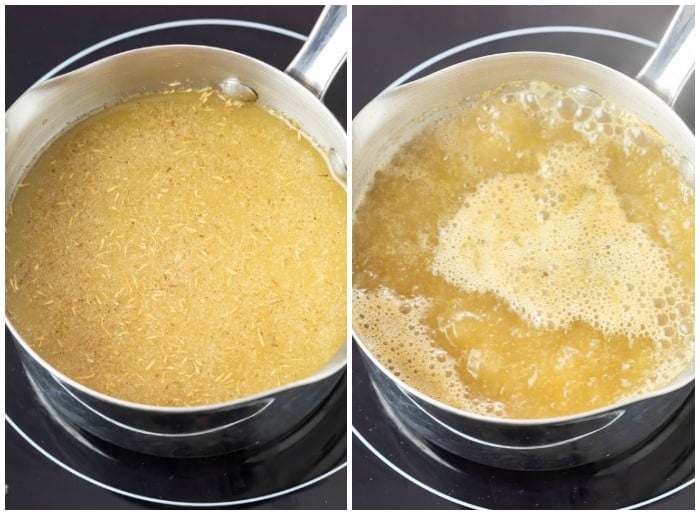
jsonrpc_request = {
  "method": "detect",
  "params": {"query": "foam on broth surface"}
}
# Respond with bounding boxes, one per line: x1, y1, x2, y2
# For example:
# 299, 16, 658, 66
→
6, 89, 346, 407
353, 81, 693, 419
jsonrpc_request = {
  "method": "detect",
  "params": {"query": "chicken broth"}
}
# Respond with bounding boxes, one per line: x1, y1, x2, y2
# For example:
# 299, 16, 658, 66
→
6, 89, 346, 407
353, 80, 693, 419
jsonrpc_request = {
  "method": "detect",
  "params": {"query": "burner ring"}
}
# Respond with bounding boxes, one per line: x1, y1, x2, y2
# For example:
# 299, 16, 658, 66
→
382, 25, 655, 93
31, 18, 306, 87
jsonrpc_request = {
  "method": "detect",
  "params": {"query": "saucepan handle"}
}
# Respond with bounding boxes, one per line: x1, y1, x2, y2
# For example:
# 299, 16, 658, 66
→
636, 5, 695, 106
285, 5, 348, 99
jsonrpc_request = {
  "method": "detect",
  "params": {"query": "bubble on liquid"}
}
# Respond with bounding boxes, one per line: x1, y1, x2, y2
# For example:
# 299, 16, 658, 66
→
624, 127, 651, 155
598, 124, 613, 137
501, 93, 516, 104
353, 288, 472, 410
571, 86, 602, 107
556, 97, 578, 120
538, 90, 561, 109
432, 141, 694, 366
594, 108, 612, 123
521, 92, 540, 112
677, 302, 691, 317
575, 107, 592, 122
582, 121, 596, 132
678, 157, 694, 187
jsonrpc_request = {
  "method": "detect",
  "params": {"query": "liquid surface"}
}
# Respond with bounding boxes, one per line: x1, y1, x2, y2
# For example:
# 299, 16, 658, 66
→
353, 81, 694, 419
7, 89, 346, 407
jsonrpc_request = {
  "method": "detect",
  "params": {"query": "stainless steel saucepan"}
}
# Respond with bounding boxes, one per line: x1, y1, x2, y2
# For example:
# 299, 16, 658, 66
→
353, 6, 694, 470
6, 6, 348, 458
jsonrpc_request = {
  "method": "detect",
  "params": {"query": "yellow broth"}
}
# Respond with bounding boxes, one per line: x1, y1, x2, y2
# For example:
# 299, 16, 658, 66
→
353, 81, 693, 418
6, 89, 346, 407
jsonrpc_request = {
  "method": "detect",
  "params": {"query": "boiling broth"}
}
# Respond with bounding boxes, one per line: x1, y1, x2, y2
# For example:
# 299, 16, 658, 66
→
353, 81, 693, 418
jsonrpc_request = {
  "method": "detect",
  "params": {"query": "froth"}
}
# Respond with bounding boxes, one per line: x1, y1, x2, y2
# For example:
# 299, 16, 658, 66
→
433, 142, 693, 352
353, 79, 693, 419
353, 288, 499, 414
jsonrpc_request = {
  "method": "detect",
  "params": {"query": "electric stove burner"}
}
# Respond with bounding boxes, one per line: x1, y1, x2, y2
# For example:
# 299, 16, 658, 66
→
353, 344, 693, 509
5, 7, 346, 509
6, 331, 346, 508
352, 5, 694, 509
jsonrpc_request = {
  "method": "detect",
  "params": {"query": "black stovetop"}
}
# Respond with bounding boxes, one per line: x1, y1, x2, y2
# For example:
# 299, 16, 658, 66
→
4, 6, 347, 510
351, 5, 694, 510
4, 4, 696, 511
